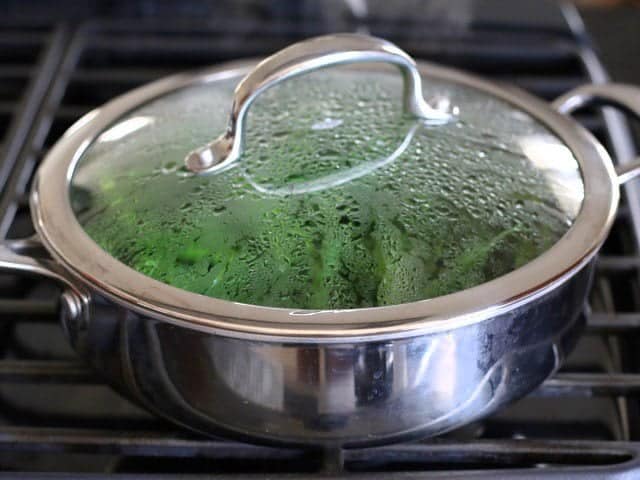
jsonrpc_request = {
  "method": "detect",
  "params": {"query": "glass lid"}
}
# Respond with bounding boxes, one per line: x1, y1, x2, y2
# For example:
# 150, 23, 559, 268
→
69, 35, 583, 310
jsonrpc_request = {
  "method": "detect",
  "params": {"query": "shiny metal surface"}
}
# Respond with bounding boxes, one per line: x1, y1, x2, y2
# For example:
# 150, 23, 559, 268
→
0, 36, 639, 445
64, 263, 589, 447
553, 83, 640, 185
184, 34, 451, 175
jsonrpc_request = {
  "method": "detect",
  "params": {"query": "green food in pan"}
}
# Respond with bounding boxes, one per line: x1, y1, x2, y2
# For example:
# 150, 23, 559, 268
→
71, 69, 582, 309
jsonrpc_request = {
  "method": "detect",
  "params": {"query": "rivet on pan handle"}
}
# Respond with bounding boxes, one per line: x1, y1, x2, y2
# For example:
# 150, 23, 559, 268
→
184, 33, 451, 175
553, 83, 640, 185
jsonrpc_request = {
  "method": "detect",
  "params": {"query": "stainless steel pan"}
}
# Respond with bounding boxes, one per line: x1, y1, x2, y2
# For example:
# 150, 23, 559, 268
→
1, 34, 639, 447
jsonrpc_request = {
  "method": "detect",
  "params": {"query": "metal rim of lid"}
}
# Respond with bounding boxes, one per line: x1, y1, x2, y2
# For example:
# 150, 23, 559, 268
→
31, 59, 618, 342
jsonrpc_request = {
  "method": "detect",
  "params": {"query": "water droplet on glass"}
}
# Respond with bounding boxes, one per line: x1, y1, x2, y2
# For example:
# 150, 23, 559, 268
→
311, 117, 343, 131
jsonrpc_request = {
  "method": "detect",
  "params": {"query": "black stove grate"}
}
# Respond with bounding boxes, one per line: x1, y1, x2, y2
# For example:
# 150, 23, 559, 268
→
1, 4, 640, 478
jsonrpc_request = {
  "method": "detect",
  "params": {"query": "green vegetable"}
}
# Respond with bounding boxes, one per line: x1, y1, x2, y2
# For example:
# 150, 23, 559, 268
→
71, 70, 580, 309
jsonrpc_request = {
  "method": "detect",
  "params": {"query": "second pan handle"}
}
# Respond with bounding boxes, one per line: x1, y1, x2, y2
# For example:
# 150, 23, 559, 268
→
553, 83, 640, 185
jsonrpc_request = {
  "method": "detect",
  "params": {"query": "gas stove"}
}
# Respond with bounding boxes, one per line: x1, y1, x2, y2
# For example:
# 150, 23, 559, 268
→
0, 1, 639, 477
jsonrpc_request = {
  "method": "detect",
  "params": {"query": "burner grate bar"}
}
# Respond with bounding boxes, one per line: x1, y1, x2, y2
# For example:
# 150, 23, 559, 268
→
0, 66, 34, 77
346, 440, 636, 468
84, 18, 333, 36
0, 426, 304, 458
0, 101, 17, 115
538, 373, 640, 397
69, 68, 173, 86
85, 35, 296, 55
597, 255, 640, 272
0, 298, 58, 316
0, 360, 96, 383
0, 31, 50, 44
0, 426, 634, 466
0, 25, 69, 235
587, 313, 640, 333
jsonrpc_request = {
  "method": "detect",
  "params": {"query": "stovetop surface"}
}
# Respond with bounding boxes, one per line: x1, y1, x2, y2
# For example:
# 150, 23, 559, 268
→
0, 1, 640, 477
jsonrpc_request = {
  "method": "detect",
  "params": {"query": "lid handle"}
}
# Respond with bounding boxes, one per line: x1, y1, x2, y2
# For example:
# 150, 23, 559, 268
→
185, 33, 450, 174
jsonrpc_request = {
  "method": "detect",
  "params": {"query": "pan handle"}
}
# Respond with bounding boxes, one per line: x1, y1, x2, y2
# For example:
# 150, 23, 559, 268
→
552, 83, 640, 185
0, 235, 89, 320
184, 33, 451, 175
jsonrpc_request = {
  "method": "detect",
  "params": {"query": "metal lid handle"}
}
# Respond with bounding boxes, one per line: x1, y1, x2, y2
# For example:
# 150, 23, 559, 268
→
553, 83, 640, 185
185, 33, 450, 175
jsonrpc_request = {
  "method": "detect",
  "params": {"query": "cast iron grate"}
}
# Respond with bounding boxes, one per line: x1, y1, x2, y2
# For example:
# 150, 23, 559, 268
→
0, 7, 640, 478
